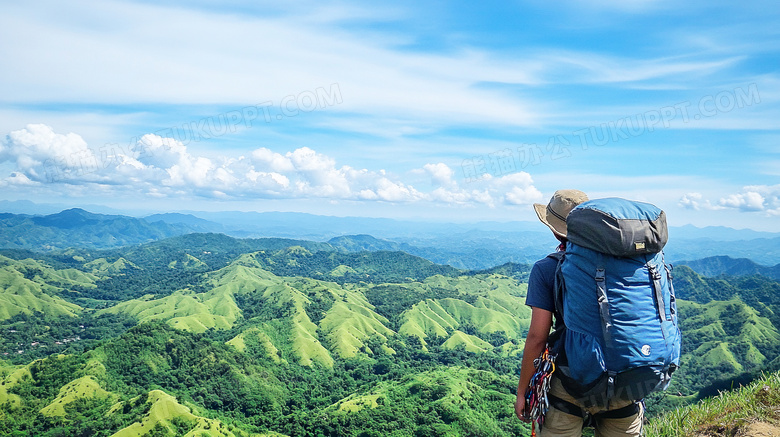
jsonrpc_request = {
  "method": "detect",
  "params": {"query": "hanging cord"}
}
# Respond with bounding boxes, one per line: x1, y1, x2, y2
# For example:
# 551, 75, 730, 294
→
524, 346, 556, 436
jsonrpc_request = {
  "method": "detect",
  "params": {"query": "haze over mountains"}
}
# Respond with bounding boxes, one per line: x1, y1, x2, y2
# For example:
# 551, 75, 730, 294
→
2, 204, 780, 271
2, 202, 780, 435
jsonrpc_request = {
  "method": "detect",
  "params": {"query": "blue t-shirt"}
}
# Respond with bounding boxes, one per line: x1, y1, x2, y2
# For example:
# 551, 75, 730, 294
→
525, 254, 559, 312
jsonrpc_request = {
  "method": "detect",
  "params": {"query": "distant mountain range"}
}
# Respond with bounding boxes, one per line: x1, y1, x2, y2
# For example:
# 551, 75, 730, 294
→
675, 255, 780, 280
2, 205, 780, 270
2, 230, 780, 436
0, 208, 199, 251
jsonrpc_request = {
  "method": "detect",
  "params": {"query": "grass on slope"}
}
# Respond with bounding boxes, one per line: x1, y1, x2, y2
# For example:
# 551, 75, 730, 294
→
84, 257, 139, 275
0, 254, 99, 288
326, 366, 526, 437
110, 389, 235, 437
226, 327, 283, 363
0, 266, 82, 320
97, 253, 278, 334
646, 371, 780, 437
319, 300, 396, 359
39, 375, 117, 416
98, 287, 241, 334
442, 330, 493, 353
0, 361, 32, 407
398, 279, 530, 346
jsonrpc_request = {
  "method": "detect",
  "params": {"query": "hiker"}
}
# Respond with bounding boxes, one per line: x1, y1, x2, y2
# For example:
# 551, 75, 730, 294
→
514, 189, 645, 437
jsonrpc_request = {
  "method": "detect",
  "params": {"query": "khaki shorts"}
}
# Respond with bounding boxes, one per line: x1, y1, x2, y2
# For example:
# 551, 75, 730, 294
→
539, 377, 644, 437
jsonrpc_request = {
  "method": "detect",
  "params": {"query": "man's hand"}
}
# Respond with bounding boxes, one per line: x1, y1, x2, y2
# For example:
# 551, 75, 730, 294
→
515, 394, 530, 423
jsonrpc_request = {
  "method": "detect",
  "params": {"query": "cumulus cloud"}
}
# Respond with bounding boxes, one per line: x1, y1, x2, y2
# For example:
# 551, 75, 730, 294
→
680, 186, 780, 215
1, 124, 96, 182
0, 125, 545, 210
423, 163, 456, 188
414, 164, 541, 207
251, 148, 295, 173
286, 147, 353, 197
679, 192, 715, 210
727, 185, 780, 212
491, 172, 544, 205
2, 172, 37, 187
719, 191, 765, 211
505, 186, 543, 205
374, 178, 423, 202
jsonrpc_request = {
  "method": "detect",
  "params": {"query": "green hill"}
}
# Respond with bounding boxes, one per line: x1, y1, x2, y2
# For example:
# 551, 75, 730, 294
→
84, 257, 139, 275
0, 255, 85, 320
2, 232, 780, 436
679, 297, 780, 376
39, 375, 117, 417
110, 390, 236, 437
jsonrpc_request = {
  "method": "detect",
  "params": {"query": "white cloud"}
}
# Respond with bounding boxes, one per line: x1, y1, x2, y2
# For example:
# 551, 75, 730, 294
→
0, 124, 107, 183
681, 186, 780, 215
251, 148, 295, 173
0, 124, 550, 212
417, 164, 541, 207
1, 125, 545, 208
504, 186, 544, 205
679, 192, 726, 211
726, 185, 780, 213
285, 147, 353, 197
719, 191, 765, 211
2, 172, 38, 187
423, 163, 456, 188
429, 187, 469, 204
134, 134, 189, 169
471, 190, 495, 206
679, 192, 705, 210
484, 172, 543, 205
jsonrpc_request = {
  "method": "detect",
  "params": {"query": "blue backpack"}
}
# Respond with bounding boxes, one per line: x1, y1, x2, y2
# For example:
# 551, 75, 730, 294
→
549, 198, 681, 409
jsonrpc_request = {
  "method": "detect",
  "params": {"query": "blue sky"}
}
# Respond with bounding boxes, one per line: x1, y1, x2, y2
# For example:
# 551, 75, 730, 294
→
0, 0, 778, 230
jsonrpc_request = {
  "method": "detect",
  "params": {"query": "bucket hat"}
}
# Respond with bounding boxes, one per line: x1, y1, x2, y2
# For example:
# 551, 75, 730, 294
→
533, 189, 589, 238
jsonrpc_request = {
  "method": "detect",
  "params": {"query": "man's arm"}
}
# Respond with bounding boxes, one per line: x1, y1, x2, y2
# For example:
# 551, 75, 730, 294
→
514, 307, 553, 421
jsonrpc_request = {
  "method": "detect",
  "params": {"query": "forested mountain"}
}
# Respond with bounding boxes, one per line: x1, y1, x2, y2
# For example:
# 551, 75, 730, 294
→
677, 255, 780, 280
2, 233, 780, 436
144, 213, 228, 234
0, 209, 197, 251
4, 206, 780, 269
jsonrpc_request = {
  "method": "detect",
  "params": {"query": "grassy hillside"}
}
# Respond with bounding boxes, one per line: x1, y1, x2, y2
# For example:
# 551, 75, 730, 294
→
0, 254, 87, 320
646, 370, 780, 437
672, 298, 780, 391
2, 233, 780, 436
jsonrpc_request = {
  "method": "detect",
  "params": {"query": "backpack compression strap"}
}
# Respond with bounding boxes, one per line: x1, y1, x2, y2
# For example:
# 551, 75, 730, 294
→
594, 267, 613, 344
648, 263, 668, 321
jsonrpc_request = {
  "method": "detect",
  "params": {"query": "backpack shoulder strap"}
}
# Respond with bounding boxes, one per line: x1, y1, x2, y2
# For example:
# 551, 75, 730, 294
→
546, 251, 564, 321
546, 251, 564, 262
546, 251, 567, 352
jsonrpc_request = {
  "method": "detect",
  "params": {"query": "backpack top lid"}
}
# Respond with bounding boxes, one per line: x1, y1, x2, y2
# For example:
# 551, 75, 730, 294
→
566, 197, 668, 257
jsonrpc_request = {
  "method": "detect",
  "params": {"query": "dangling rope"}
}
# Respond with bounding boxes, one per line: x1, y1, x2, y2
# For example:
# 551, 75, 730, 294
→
525, 346, 556, 436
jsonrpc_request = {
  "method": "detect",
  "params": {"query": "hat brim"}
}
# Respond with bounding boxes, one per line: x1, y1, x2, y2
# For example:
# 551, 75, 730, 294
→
534, 203, 567, 238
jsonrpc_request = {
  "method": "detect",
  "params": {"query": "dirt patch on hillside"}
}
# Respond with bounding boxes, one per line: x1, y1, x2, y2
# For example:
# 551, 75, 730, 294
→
738, 422, 780, 436
694, 421, 780, 437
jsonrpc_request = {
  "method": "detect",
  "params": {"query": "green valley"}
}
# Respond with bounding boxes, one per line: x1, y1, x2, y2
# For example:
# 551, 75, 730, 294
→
0, 233, 779, 436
